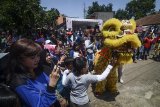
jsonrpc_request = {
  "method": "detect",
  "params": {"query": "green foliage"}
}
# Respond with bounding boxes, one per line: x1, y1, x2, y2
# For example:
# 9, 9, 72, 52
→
0, 0, 60, 36
115, 0, 156, 20
0, 0, 41, 34
87, 1, 112, 18
44, 8, 60, 27
114, 9, 129, 20
125, 0, 156, 19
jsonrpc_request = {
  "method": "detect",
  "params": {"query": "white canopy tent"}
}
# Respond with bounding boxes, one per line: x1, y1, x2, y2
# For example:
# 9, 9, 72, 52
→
66, 17, 103, 30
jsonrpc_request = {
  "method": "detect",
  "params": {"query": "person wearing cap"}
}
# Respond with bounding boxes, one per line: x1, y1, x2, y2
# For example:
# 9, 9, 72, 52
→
35, 38, 45, 49
45, 40, 52, 45
44, 40, 56, 56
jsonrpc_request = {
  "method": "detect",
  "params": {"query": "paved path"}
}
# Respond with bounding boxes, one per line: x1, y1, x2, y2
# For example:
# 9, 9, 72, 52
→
88, 59, 160, 107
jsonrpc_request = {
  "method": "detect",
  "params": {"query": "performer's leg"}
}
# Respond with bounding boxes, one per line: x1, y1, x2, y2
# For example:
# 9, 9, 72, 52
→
94, 80, 107, 95
118, 64, 124, 83
105, 68, 118, 94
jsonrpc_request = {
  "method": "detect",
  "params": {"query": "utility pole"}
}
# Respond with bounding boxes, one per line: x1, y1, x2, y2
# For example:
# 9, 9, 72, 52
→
83, 3, 86, 19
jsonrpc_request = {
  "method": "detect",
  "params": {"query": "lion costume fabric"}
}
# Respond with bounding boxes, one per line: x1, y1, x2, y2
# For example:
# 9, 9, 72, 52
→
94, 18, 141, 94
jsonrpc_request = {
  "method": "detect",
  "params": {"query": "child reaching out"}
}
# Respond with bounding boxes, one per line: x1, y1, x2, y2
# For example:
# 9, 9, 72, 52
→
62, 57, 117, 107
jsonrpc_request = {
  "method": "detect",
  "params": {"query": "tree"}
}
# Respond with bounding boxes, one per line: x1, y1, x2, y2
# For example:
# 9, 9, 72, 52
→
87, 1, 112, 18
0, 0, 60, 37
0, 0, 15, 31
115, 0, 156, 20
44, 8, 60, 29
114, 9, 129, 20
0, 0, 42, 35
125, 0, 156, 20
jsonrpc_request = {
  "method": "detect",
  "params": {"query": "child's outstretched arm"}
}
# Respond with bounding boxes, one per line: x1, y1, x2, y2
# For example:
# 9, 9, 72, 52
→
96, 64, 113, 81
96, 58, 117, 81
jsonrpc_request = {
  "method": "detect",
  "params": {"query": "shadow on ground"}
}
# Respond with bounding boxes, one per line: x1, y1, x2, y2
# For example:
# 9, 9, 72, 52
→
91, 83, 120, 102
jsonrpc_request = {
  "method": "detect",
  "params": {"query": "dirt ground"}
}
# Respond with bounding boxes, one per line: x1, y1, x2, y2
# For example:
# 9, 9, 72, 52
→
88, 59, 160, 107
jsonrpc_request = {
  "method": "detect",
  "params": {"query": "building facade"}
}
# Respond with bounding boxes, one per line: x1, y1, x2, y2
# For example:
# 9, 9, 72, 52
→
88, 12, 114, 22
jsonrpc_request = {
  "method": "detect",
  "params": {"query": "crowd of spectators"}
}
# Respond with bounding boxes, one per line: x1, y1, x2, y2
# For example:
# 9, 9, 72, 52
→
0, 25, 160, 107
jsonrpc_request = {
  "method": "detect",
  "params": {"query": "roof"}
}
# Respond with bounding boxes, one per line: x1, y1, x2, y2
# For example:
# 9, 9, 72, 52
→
136, 13, 160, 26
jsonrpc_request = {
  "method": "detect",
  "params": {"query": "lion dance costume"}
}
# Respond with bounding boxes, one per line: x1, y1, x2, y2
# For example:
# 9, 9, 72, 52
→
94, 18, 141, 94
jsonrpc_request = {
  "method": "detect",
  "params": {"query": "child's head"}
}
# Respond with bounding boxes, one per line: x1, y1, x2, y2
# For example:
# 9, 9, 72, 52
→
64, 57, 74, 70
73, 57, 88, 75
0, 84, 21, 107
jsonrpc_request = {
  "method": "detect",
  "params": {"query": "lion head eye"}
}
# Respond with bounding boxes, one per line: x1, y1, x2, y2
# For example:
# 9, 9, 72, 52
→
108, 26, 116, 31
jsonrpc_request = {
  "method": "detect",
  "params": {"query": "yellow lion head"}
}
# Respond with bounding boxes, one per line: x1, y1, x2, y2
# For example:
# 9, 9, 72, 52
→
95, 18, 141, 66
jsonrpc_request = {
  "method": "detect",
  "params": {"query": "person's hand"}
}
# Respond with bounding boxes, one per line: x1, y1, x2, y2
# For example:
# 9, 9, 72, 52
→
59, 98, 68, 107
64, 69, 70, 75
111, 50, 119, 58
58, 54, 67, 64
78, 53, 83, 57
109, 58, 117, 66
109, 50, 119, 66
49, 65, 60, 87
